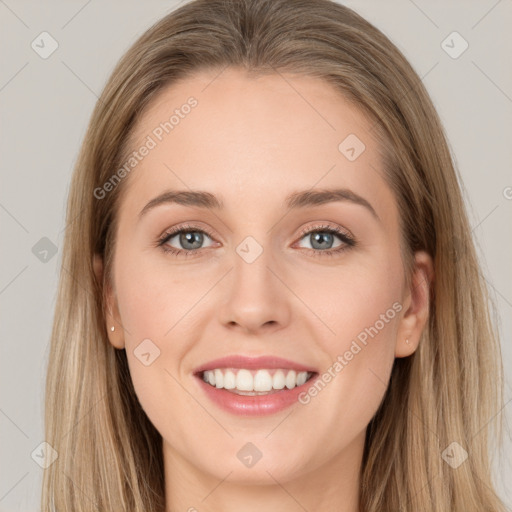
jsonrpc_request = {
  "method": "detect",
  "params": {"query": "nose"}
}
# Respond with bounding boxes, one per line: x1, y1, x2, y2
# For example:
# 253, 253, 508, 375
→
218, 241, 292, 334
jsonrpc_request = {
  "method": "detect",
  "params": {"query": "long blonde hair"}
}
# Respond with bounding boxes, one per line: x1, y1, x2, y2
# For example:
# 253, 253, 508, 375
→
42, 0, 508, 510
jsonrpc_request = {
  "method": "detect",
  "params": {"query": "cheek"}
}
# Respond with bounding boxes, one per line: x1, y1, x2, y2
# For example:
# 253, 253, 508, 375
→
301, 254, 402, 424
328, 273, 401, 362
296, 252, 402, 356
114, 245, 201, 340
112, 247, 206, 421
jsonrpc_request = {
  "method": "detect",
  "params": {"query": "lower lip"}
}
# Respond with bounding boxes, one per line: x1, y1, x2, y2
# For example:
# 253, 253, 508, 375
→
195, 374, 319, 416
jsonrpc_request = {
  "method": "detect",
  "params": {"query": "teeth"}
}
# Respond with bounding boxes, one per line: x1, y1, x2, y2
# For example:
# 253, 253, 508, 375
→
223, 370, 236, 389
285, 370, 297, 389
254, 369, 273, 392
201, 368, 312, 392
273, 370, 286, 390
214, 369, 223, 389
296, 371, 307, 386
236, 369, 253, 391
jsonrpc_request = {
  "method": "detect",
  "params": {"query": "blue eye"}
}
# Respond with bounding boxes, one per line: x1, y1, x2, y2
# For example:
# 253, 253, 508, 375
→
158, 223, 215, 257
157, 223, 356, 258
295, 224, 356, 258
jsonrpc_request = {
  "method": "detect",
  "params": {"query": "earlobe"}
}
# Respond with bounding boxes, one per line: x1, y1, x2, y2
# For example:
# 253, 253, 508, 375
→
395, 251, 434, 358
92, 253, 125, 350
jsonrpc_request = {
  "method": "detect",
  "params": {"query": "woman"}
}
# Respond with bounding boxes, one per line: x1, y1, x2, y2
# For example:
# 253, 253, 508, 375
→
42, 0, 508, 510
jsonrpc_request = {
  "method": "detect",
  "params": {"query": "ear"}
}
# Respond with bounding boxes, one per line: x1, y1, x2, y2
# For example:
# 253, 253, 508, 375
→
93, 253, 125, 349
395, 250, 434, 358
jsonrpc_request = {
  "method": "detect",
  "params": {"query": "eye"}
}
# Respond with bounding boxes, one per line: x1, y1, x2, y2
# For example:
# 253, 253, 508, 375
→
157, 223, 216, 257
295, 224, 356, 257
157, 222, 357, 258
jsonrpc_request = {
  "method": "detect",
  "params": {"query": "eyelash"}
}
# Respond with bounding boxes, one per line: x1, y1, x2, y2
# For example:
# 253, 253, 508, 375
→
156, 223, 357, 258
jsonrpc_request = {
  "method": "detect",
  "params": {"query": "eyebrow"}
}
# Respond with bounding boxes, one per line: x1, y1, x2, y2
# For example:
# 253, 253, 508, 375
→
138, 187, 380, 222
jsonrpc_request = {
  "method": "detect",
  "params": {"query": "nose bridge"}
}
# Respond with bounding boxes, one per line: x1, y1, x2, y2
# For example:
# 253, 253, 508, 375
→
218, 232, 290, 331
232, 233, 276, 300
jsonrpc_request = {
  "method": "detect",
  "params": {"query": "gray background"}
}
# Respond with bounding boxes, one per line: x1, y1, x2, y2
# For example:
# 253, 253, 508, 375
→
1, 0, 511, 510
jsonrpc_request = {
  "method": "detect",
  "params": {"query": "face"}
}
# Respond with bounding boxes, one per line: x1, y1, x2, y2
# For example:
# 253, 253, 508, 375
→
95, 67, 432, 488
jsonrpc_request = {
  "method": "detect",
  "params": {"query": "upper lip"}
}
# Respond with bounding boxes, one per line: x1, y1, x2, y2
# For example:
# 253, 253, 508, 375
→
193, 355, 318, 375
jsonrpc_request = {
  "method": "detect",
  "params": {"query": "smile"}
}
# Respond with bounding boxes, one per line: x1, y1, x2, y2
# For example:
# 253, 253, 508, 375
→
193, 355, 319, 416
200, 368, 315, 394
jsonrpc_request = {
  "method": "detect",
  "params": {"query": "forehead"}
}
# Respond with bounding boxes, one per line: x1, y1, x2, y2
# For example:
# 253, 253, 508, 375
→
119, 67, 393, 223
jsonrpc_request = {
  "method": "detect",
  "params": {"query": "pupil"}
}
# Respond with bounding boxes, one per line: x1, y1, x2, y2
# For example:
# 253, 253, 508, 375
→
312, 232, 333, 250
181, 232, 203, 249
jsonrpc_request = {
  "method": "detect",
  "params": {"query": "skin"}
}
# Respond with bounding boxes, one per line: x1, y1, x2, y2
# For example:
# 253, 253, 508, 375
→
93, 67, 433, 512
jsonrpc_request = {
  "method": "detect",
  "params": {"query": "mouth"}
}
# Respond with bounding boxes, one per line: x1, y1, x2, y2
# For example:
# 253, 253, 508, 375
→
195, 368, 317, 395
192, 355, 319, 415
